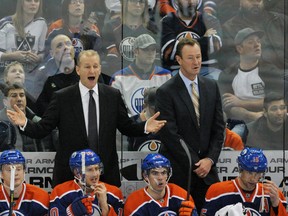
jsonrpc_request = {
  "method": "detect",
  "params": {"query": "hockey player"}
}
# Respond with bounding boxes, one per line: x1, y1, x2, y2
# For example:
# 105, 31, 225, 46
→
0, 149, 49, 215
49, 149, 124, 216
124, 153, 198, 215
201, 147, 287, 216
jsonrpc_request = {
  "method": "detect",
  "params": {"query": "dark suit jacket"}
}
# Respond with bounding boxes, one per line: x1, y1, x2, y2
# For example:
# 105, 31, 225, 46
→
23, 83, 146, 187
156, 73, 225, 190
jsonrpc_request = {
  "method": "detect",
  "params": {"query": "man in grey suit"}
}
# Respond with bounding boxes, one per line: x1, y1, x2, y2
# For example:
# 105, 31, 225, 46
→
156, 38, 225, 213
7, 50, 166, 188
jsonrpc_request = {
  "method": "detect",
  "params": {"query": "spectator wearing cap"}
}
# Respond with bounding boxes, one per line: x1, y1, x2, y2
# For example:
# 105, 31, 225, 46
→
127, 87, 163, 152
219, 0, 287, 69
218, 27, 284, 124
109, 34, 171, 117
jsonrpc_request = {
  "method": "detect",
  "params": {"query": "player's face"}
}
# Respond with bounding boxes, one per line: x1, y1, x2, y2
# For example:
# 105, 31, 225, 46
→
76, 54, 101, 89
176, 44, 201, 81
127, 0, 146, 17
146, 168, 169, 193
85, 164, 101, 188
68, 0, 85, 17
238, 170, 264, 191
5, 89, 27, 112
237, 35, 261, 60
240, 0, 264, 16
264, 100, 287, 128
51, 35, 75, 65
5, 64, 25, 85
1, 164, 25, 189
22, 0, 40, 16
135, 45, 156, 66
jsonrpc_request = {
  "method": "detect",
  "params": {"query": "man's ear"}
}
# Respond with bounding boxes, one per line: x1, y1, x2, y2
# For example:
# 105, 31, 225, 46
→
175, 55, 181, 64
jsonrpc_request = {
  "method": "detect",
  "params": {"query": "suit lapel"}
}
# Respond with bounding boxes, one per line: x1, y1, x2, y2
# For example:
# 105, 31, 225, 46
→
98, 84, 106, 147
198, 76, 207, 127
175, 74, 200, 130
71, 85, 87, 139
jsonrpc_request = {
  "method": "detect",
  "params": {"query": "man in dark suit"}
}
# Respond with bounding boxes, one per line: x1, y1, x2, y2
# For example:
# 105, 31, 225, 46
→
7, 50, 166, 188
155, 38, 225, 213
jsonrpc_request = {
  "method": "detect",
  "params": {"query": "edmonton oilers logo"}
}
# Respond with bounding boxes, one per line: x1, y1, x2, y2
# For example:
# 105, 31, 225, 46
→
0, 210, 24, 216
71, 37, 84, 57
176, 31, 200, 41
131, 87, 145, 114
157, 210, 177, 216
138, 140, 161, 152
119, 37, 136, 62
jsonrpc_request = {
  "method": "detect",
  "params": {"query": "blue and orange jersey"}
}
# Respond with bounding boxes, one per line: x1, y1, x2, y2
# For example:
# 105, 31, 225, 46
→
201, 178, 287, 216
0, 183, 49, 215
49, 180, 123, 216
124, 183, 195, 216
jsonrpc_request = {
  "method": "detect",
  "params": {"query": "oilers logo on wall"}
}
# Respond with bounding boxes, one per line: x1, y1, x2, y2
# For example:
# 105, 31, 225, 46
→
176, 31, 200, 41
137, 140, 161, 152
131, 87, 145, 114
119, 37, 136, 62
71, 38, 84, 58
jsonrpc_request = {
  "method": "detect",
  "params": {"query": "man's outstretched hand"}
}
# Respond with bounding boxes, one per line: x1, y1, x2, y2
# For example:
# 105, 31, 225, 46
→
7, 104, 26, 127
146, 112, 166, 133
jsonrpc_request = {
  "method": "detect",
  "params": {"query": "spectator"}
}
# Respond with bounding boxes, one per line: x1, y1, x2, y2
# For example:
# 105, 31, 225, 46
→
102, 0, 159, 79
46, 0, 102, 59
0, 0, 47, 96
218, 28, 284, 124
6, 49, 166, 188
0, 61, 37, 112
110, 34, 171, 116
246, 92, 288, 150
158, 0, 203, 17
0, 149, 49, 215
127, 87, 163, 152
201, 147, 287, 215
0, 84, 55, 151
124, 153, 198, 215
36, 34, 79, 116
50, 149, 123, 216
220, 0, 287, 69
161, 0, 222, 79
155, 38, 225, 213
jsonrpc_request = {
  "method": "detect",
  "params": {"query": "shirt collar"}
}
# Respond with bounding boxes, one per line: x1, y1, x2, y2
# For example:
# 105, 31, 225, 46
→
179, 70, 198, 88
79, 81, 99, 97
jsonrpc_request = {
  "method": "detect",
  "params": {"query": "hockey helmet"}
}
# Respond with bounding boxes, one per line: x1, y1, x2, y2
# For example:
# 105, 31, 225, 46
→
0, 150, 26, 169
237, 147, 267, 173
69, 149, 103, 174
142, 153, 172, 175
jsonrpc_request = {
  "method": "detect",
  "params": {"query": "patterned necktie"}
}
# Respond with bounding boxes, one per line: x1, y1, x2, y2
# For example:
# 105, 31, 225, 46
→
88, 90, 99, 152
191, 82, 200, 126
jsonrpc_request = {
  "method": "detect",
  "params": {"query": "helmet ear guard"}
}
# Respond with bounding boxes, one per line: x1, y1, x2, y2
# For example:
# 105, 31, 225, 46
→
237, 147, 267, 173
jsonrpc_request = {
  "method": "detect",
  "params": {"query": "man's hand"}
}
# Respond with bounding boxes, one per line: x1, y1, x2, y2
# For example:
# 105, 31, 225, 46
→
194, 158, 213, 178
263, 180, 280, 207
146, 112, 166, 133
7, 105, 26, 127
179, 200, 198, 216
93, 183, 109, 216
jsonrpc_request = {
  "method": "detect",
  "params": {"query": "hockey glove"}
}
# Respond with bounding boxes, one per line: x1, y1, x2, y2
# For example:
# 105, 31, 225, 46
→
179, 200, 198, 216
66, 195, 94, 216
